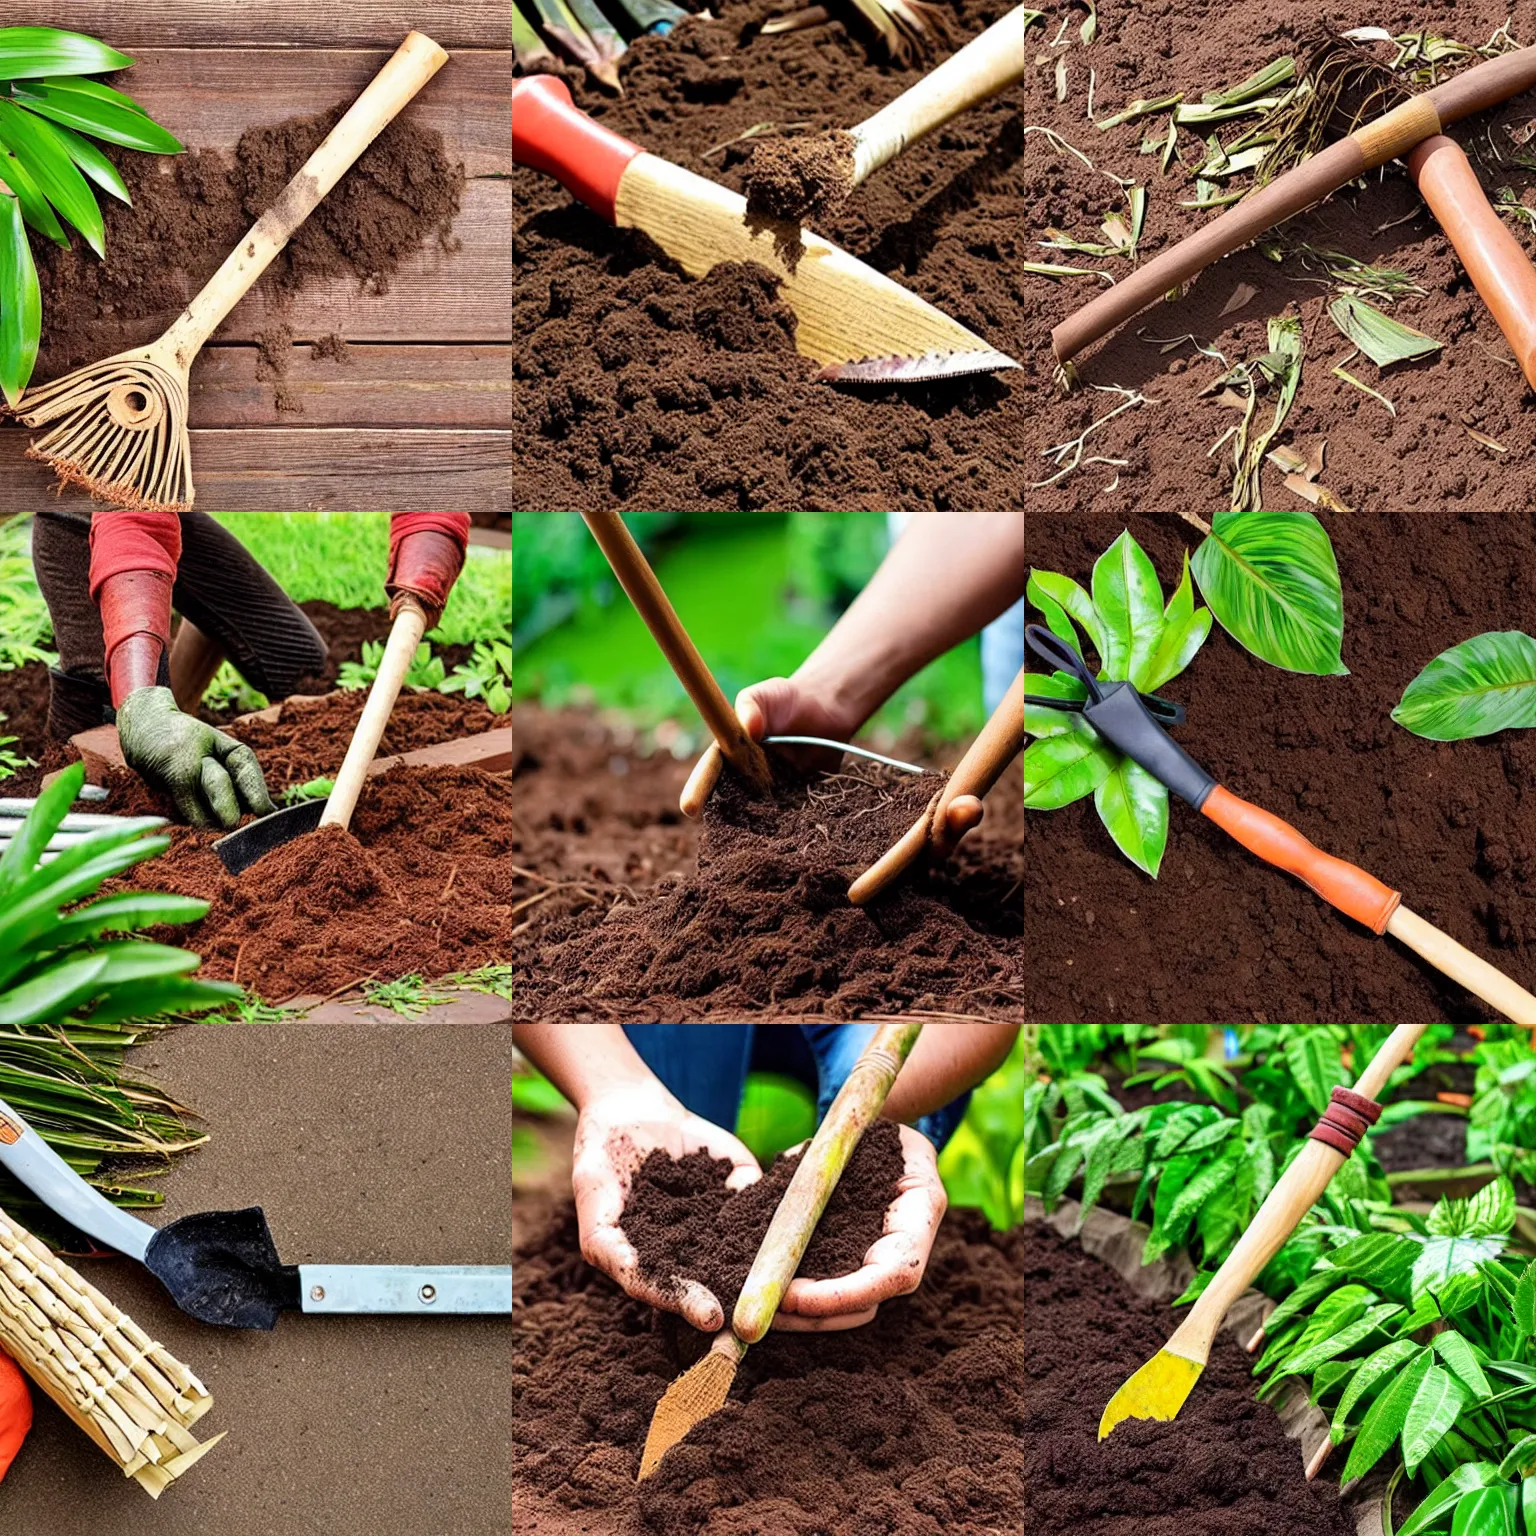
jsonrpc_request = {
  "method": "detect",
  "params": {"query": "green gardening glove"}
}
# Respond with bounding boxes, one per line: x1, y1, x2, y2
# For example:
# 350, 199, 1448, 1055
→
115, 686, 276, 830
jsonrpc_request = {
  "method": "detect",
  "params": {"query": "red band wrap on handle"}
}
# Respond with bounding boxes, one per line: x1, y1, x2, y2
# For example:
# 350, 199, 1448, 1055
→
511, 75, 644, 225
1201, 785, 1402, 934
1307, 1085, 1385, 1157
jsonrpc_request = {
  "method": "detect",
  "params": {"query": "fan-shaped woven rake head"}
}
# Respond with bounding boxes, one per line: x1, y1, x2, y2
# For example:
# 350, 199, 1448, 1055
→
17, 350, 193, 511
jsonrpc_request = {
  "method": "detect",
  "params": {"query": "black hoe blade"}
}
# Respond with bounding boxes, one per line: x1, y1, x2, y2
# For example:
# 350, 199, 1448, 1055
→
212, 798, 328, 875
143, 1207, 300, 1329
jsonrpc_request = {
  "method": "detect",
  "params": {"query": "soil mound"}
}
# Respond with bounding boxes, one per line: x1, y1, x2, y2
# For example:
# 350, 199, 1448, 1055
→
623, 1118, 904, 1316
513, 758, 1024, 1021
742, 131, 857, 223
1024, 1223, 1355, 1536
513, 1203, 1023, 1535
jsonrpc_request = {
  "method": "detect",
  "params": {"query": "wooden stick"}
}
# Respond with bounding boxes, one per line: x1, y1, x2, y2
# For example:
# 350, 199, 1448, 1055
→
1387, 905, 1536, 1025
167, 619, 226, 714
580, 512, 773, 792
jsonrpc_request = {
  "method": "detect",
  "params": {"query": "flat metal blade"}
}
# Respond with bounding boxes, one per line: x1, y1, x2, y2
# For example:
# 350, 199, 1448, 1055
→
212, 797, 328, 875
298, 1264, 513, 1315
817, 348, 1022, 384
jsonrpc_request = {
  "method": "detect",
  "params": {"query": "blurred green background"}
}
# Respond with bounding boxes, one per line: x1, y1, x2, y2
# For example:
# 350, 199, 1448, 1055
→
513, 513, 986, 754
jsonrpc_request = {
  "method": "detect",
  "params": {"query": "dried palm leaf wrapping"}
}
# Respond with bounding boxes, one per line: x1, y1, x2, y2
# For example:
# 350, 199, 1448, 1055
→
0, 1207, 222, 1497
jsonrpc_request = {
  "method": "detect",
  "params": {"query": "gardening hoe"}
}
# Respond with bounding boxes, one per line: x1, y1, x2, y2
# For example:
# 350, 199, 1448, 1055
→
638, 1019, 922, 1480
580, 510, 774, 794
0, 1094, 512, 1330
743, 6, 1027, 221
1025, 625, 1536, 1026
1052, 44, 1536, 369
511, 75, 1019, 382
848, 665, 1025, 905
1099, 1024, 1427, 1439
13, 32, 450, 511
212, 595, 432, 874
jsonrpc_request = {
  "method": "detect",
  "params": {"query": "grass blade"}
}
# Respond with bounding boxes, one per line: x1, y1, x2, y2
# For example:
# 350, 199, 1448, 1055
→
0, 190, 39, 406
1328, 294, 1441, 367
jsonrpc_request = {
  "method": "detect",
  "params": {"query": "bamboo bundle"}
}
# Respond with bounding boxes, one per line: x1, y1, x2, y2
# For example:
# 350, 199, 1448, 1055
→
0, 1207, 222, 1497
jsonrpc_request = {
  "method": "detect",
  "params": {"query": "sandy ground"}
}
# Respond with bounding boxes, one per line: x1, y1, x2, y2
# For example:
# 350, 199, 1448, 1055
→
2, 1016, 512, 1536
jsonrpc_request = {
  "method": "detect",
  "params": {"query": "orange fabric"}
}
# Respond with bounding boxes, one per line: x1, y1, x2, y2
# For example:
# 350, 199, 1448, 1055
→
1201, 785, 1402, 934
0, 1350, 31, 1483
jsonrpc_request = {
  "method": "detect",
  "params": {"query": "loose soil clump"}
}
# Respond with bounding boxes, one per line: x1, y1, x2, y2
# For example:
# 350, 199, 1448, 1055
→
623, 1118, 904, 1317
514, 1202, 1023, 1534
741, 131, 858, 223
512, 0, 1025, 510
1025, 512, 1536, 1024
1024, 1222, 1355, 1536
513, 745, 1024, 1021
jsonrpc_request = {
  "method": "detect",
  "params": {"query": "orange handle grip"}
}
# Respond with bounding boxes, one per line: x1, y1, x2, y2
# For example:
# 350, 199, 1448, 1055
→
511, 75, 643, 224
1407, 135, 1536, 392
1202, 785, 1401, 934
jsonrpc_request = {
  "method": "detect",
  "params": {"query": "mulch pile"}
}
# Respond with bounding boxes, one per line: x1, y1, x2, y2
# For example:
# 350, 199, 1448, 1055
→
1023, 2, 1536, 513
1024, 1223, 1355, 1535
513, 1204, 1024, 1535
623, 1118, 904, 1317
1025, 512, 1536, 1024
512, 722, 1024, 1020
512, 0, 1026, 510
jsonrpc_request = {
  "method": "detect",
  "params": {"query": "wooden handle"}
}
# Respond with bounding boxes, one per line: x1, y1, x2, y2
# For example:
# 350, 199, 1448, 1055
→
318, 598, 428, 833
1387, 905, 1536, 1025
848, 668, 1024, 905
580, 512, 773, 792
680, 742, 725, 819
733, 1021, 922, 1343
166, 32, 448, 356
1426, 44, 1536, 127
849, 7, 1026, 185
1171, 1025, 1428, 1359
167, 619, 225, 714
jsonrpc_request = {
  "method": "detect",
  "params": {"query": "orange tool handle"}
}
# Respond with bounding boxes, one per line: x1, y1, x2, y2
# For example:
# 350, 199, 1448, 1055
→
512, 75, 642, 224
1201, 785, 1402, 934
1408, 135, 1536, 392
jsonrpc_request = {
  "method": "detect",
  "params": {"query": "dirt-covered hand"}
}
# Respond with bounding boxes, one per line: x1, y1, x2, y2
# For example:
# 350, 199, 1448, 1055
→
573, 1078, 762, 1332
115, 686, 277, 829
773, 1123, 946, 1331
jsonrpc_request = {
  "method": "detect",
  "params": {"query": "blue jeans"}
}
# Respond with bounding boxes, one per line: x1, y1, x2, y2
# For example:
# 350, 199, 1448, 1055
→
621, 1024, 968, 1149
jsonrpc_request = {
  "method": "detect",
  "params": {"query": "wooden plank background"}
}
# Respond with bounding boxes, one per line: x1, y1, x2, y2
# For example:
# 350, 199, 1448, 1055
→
0, 16, 512, 511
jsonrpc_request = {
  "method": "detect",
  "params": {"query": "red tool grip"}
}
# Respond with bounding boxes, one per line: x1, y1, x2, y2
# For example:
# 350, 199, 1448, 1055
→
511, 75, 644, 225
1201, 785, 1402, 934
1407, 135, 1536, 392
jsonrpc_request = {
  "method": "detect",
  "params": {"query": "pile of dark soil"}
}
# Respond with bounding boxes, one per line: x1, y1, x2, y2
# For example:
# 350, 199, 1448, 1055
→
1024, 1223, 1355, 1536
512, 0, 1026, 510
513, 747, 1024, 1021
1025, 512, 1536, 1024
623, 1118, 904, 1317
32, 106, 463, 407
1022, 3, 1536, 513
513, 1203, 1023, 1534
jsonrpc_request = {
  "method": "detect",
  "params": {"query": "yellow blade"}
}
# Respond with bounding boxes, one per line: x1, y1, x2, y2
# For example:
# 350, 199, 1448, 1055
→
615, 155, 1019, 381
638, 1347, 739, 1481
1098, 1348, 1206, 1440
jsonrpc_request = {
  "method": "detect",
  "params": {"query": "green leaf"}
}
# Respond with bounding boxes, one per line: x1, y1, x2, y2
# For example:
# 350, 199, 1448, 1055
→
1164, 550, 1195, 630
1523, 1475, 1536, 1536
34, 118, 130, 203
1276, 1303, 1401, 1377
0, 142, 67, 244
10, 82, 181, 154
1093, 758, 1169, 876
1395, 1462, 1502, 1536
1465, 1178, 1517, 1237
1432, 1332, 1493, 1401
1499, 1436, 1536, 1480
0, 97, 104, 255
1191, 510, 1348, 675
1329, 293, 1442, 368
0, 27, 133, 80
0, 952, 109, 1027
0, 190, 39, 406
1284, 1029, 1346, 1115
1027, 570, 1107, 663
1140, 605, 1212, 694
1024, 672, 1088, 739
0, 760, 82, 895
1392, 632, 1536, 741
1027, 571, 1082, 652
1332, 1339, 1422, 1438
1342, 1350, 1430, 1483
1403, 1363, 1467, 1474
1451, 1487, 1516, 1536
42, 892, 209, 948
1514, 1256, 1536, 1336
1023, 727, 1118, 809
1413, 1236, 1505, 1303
1091, 529, 1164, 682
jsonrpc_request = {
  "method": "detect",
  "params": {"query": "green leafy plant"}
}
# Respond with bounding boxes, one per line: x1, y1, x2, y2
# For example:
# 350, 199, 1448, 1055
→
1123, 1035, 1240, 1112
338, 639, 447, 693
1393, 633, 1536, 741
279, 775, 334, 806
1329, 294, 1443, 368
0, 514, 55, 670
0, 27, 182, 403
444, 964, 516, 1002
362, 973, 452, 1018
0, 714, 30, 780
1025, 528, 1214, 875
938, 1032, 1027, 1231
1465, 1037, 1536, 1186
440, 636, 512, 714
198, 658, 267, 716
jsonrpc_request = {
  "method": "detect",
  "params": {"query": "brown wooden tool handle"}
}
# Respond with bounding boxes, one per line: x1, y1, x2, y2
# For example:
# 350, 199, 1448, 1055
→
580, 512, 772, 791
1387, 905, 1536, 1025
1408, 135, 1536, 391
1426, 44, 1536, 127
733, 1021, 922, 1344
1200, 785, 1401, 933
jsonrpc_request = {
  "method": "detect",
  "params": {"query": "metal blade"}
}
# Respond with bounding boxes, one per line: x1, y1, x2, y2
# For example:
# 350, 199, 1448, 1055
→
298, 1264, 512, 1315
212, 797, 328, 875
816, 348, 1022, 384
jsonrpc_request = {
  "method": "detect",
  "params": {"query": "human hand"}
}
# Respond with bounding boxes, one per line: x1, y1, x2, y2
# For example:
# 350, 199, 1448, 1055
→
773, 1123, 947, 1331
573, 1076, 762, 1331
115, 686, 276, 829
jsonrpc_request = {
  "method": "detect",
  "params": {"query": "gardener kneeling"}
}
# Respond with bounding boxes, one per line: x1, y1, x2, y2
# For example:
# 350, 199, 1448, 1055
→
512, 1023, 1018, 1330
30, 512, 472, 828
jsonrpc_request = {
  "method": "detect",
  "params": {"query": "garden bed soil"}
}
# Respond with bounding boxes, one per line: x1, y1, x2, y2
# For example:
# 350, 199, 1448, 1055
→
1025, 512, 1536, 1024
512, 0, 1026, 511
623, 1118, 904, 1317
513, 1202, 1023, 1535
1024, 1222, 1356, 1536
511, 712, 1024, 1021
1022, 3, 1536, 514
